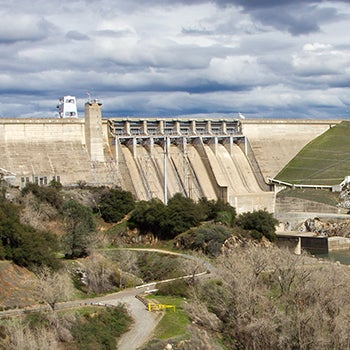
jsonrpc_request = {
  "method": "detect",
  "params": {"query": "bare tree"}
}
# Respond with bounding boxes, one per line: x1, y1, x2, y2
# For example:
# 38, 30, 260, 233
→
4, 318, 58, 350
179, 251, 209, 284
193, 245, 350, 350
83, 251, 117, 294
114, 249, 140, 288
34, 266, 73, 311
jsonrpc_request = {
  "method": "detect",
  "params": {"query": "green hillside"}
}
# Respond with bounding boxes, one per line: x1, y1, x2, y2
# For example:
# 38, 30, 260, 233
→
276, 121, 350, 185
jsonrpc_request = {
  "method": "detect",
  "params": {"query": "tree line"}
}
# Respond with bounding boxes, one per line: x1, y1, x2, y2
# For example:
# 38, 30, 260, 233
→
0, 183, 278, 270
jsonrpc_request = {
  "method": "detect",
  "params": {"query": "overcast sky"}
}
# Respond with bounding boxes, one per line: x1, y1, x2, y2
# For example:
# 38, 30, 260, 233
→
1, 0, 350, 119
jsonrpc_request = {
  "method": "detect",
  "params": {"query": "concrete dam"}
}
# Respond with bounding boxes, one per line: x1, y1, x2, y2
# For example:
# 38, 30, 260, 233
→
0, 100, 339, 213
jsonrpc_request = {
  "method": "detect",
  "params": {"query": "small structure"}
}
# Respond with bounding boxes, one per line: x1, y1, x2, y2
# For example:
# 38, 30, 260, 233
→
57, 96, 78, 118
0, 167, 16, 186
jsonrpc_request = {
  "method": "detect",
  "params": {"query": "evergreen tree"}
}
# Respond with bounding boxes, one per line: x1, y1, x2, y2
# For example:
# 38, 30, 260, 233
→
61, 199, 96, 258
237, 209, 278, 242
98, 188, 135, 223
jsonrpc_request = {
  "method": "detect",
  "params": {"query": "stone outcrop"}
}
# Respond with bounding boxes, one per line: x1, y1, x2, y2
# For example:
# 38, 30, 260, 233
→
295, 217, 350, 237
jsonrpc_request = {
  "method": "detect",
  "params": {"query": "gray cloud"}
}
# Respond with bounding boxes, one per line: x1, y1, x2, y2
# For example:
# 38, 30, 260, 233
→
0, 0, 350, 119
66, 31, 90, 41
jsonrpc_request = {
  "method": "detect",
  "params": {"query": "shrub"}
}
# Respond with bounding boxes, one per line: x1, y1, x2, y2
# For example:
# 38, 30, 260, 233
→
177, 225, 232, 257
71, 306, 132, 349
127, 199, 166, 235
22, 183, 63, 210
0, 201, 59, 269
237, 209, 278, 242
128, 194, 203, 240
97, 188, 135, 223
156, 279, 190, 298
250, 230, 263, 240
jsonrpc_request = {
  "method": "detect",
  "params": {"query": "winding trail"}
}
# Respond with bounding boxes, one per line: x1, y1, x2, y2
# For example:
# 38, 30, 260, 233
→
0, 248, 213, 350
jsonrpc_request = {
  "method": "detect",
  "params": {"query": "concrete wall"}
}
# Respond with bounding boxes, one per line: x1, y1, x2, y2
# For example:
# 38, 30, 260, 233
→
277, 235, 328, 254
0, 118, 85, 143
0, 106, 118, 187
328, 237, 350, 251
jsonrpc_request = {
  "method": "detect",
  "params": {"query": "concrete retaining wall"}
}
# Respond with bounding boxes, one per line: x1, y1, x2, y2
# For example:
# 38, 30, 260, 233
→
277, 234, 328, 254
328, 236, 350, 251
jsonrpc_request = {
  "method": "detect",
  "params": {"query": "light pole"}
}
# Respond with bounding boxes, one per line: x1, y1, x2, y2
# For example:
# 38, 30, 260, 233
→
163, 136, 168, 205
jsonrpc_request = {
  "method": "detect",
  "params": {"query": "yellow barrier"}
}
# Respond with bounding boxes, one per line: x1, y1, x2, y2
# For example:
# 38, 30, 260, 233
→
147, 303, 176, 312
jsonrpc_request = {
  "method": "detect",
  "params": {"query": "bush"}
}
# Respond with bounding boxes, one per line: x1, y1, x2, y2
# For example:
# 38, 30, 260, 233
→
197, 198, 236, 224
156, 279, 190, 298
177, 225, 232, 256
250, 230, 263, 240
128, 193, 203, 240
97, 188, 135, 223
128, 199, 166, 234
237, 209, 278, 242
21, 183, 63, 210
0, 201, 59, 269
71, 306, 132, 350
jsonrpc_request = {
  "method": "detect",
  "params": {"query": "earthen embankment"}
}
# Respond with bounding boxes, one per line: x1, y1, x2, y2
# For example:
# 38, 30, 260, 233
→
242, 119, 340, 179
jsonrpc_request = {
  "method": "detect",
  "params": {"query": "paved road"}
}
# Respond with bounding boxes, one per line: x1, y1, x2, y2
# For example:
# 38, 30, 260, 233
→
0, 248, 213, 349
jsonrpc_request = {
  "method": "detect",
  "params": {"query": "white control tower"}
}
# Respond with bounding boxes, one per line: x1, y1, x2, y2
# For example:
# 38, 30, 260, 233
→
57, 96, 78, 118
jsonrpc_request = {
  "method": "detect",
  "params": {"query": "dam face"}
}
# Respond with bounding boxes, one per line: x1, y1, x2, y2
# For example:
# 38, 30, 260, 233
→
110, 117, 275, 213
0, 102, 339, 213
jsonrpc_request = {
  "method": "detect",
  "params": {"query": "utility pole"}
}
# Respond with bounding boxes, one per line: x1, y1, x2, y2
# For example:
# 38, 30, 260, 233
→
163, 137, 168, 205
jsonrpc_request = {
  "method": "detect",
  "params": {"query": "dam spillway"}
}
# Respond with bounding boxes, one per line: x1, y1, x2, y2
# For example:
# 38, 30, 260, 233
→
111, 118, 275, 212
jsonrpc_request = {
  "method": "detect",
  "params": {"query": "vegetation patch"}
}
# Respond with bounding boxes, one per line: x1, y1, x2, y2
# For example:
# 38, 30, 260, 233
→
147, 295, 190, 340
136, 251, 184, 282
175, 224, 232, 257
96, 188, 135, 223
277, 188, 340, 207
70, 305, 132, 350
0, 201, 60, 270
276, 121, 350, 185
0, 306, 132, 350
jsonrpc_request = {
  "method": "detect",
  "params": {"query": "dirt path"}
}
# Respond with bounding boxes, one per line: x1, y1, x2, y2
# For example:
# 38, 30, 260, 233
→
111, 288, 163, 350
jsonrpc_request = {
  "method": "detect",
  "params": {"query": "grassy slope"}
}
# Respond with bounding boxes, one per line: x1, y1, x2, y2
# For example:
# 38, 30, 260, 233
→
147, 295, 189, 340
276, 188, 340, 206
276, 121, 350, 185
